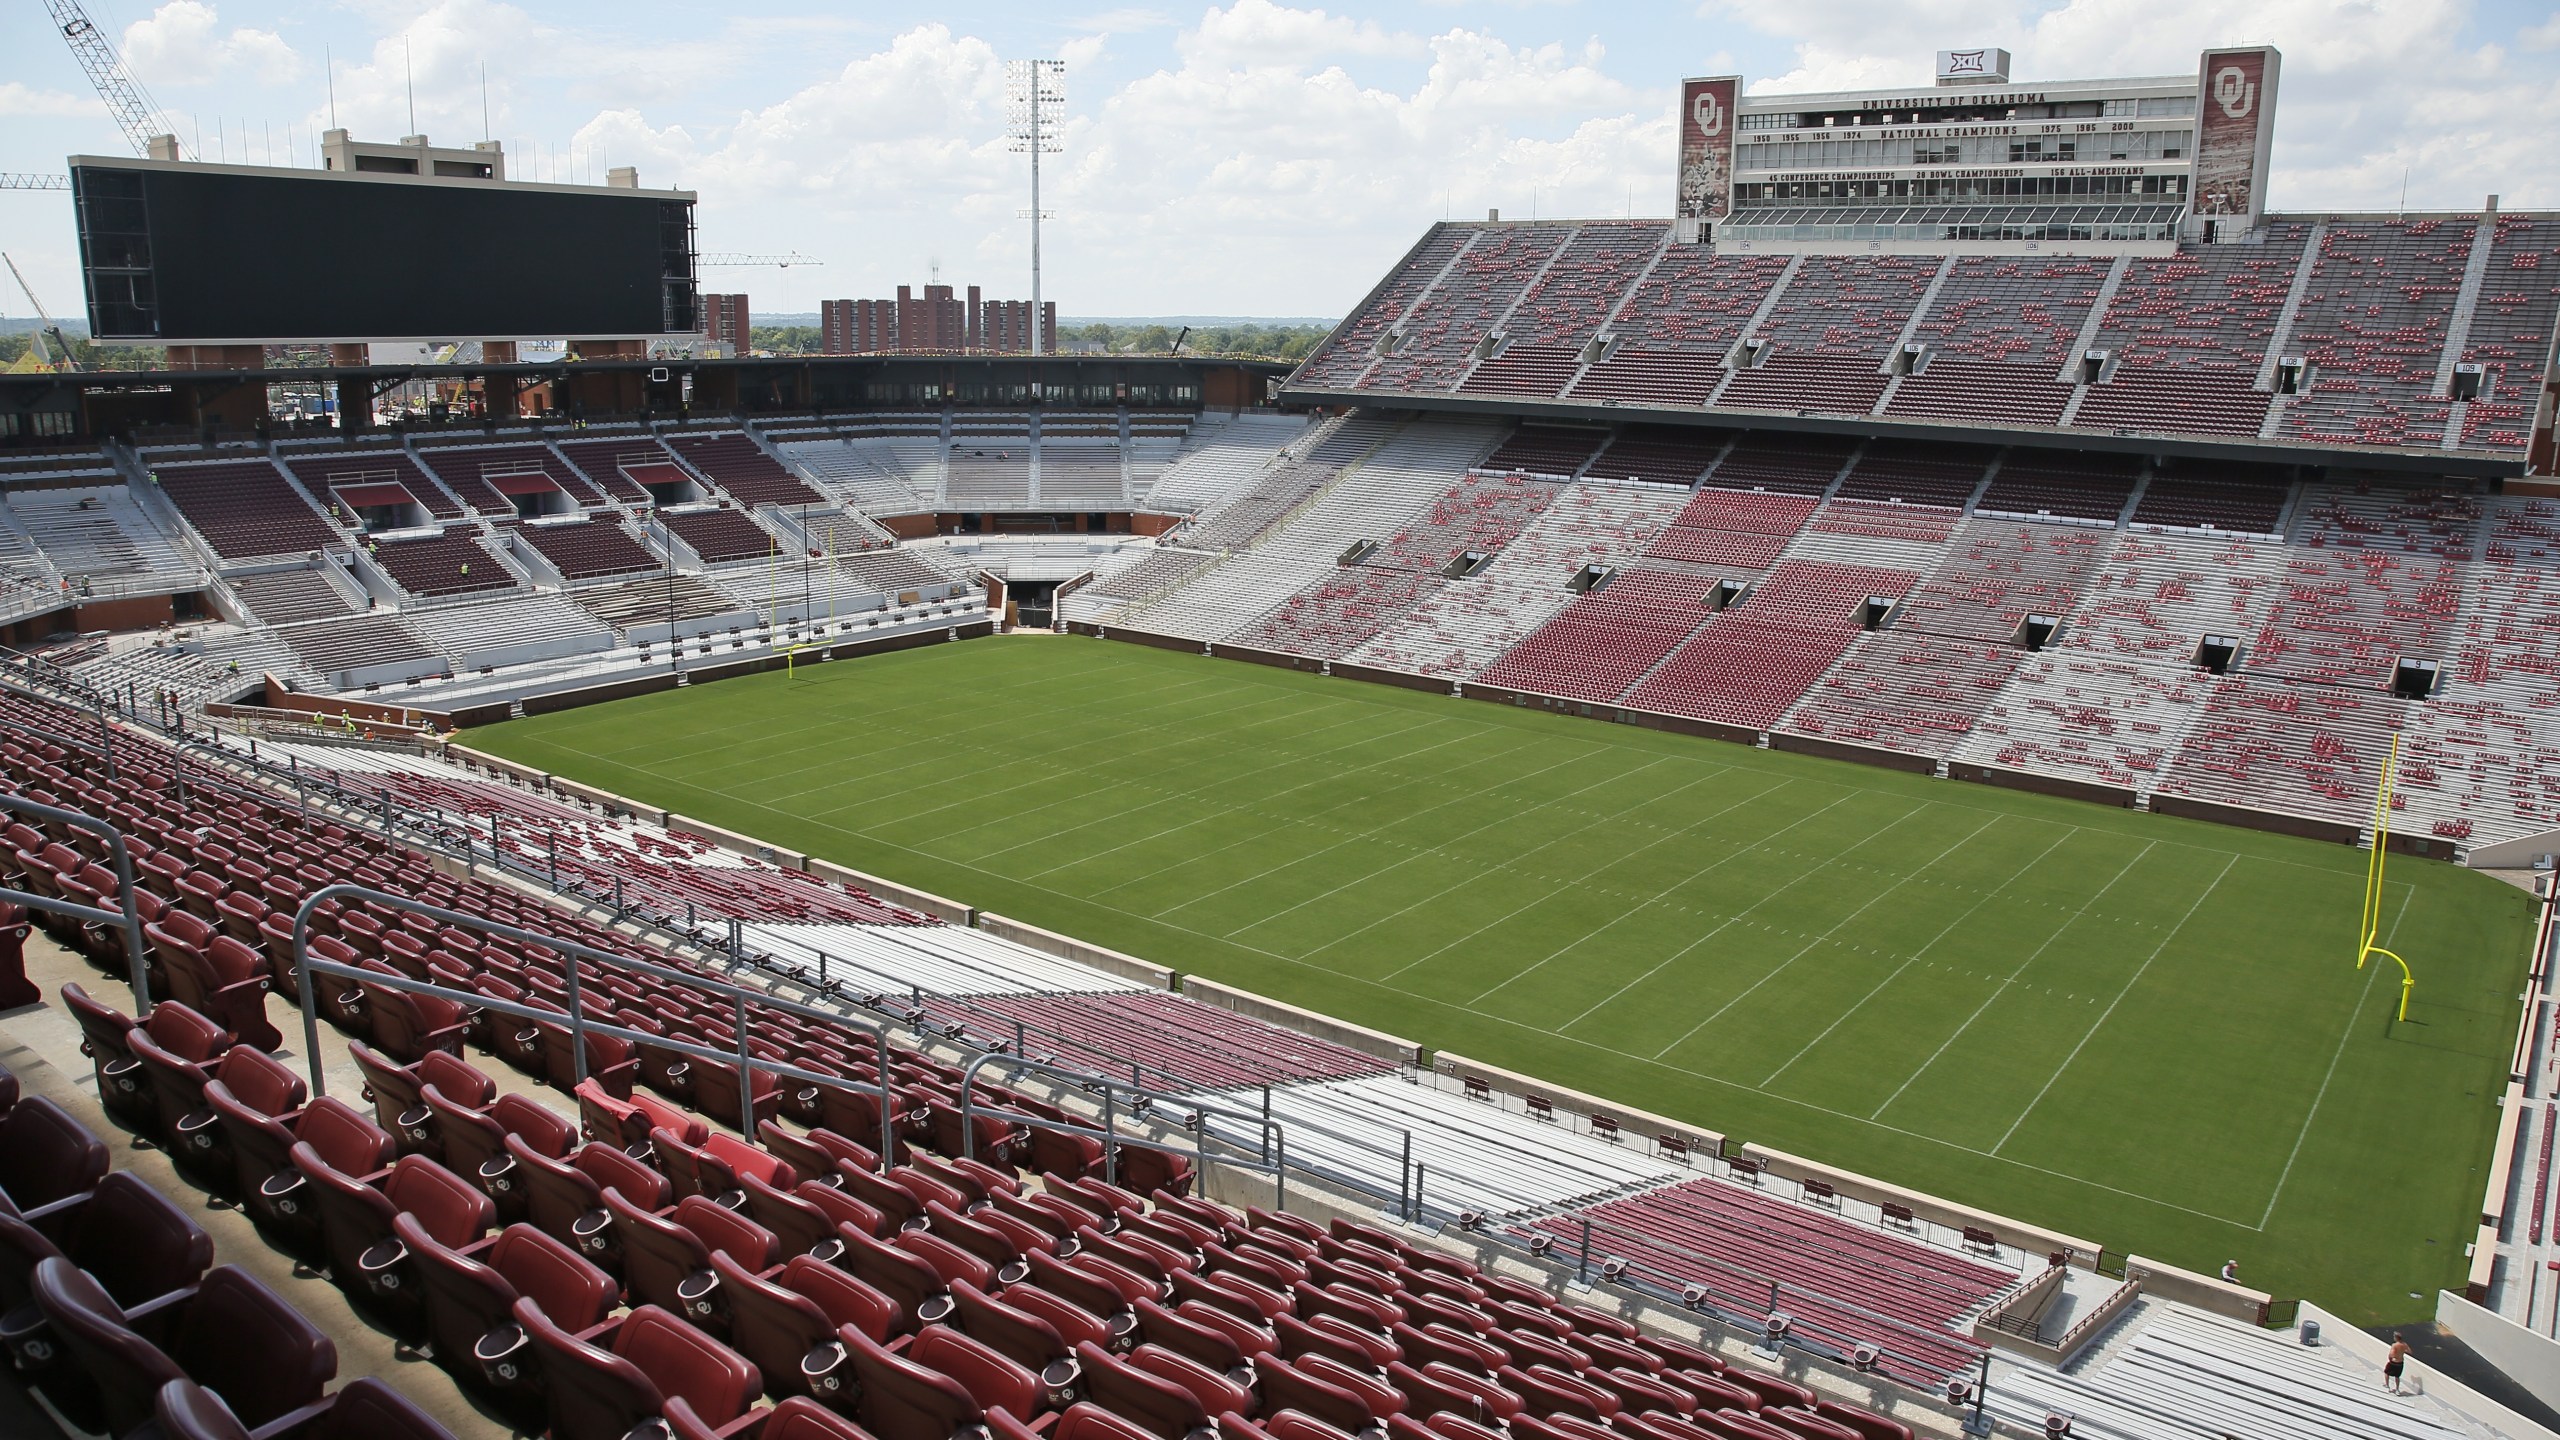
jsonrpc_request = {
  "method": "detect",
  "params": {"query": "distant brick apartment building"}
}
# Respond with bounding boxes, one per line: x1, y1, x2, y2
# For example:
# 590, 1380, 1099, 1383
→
820, 284, 1056, 355
699, 293, 751, 353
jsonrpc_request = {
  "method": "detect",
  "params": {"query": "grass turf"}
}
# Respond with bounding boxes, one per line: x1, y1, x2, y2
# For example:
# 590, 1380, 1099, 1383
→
473, 634, 2532, 1323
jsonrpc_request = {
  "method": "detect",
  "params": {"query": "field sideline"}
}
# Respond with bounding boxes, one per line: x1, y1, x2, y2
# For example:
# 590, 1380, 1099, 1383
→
474, 635, 2533, 1322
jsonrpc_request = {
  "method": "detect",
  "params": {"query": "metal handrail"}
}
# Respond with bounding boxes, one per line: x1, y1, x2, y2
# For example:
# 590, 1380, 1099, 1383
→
0, 791, 152, 1014
288, 883, 900, 1163
955, 1051, 1291, 1208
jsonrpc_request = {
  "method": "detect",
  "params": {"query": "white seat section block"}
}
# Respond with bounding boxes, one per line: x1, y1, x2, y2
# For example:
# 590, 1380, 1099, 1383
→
744, 920, 1156, 998
1189, 1074, 1681, 1220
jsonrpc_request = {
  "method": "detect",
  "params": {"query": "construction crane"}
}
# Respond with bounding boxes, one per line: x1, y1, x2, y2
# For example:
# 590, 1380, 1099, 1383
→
4, 253, 81, 372
1, 174, 71, 191
699, 251, 823, 269
45, 0, 181, 159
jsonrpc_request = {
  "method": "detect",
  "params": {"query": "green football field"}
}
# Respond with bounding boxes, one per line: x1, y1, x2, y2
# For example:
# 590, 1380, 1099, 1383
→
473, 635, 2533, 1323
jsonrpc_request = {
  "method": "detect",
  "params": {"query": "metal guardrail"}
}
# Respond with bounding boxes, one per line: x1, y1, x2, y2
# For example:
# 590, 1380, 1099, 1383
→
956, 1050, 1290, 1206
0, 791, 152, 1015
288, 883, 901, 1165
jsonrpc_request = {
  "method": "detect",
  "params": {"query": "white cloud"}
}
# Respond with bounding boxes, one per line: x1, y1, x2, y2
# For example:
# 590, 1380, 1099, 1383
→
122, 2, 303, 87
0, 83, 100, 119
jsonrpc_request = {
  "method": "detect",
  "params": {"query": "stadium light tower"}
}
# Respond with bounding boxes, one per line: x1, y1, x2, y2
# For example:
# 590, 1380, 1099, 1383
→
1005, 59, 1064, 356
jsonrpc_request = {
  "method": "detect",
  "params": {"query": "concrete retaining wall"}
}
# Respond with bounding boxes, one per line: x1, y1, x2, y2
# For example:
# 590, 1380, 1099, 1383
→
1769, 732, 1939, 775
807, 858, 974, 925
973, 913, 1175, 990
551, 777, 668, 825
1433, 1051, 1724, 1158
1182, 977, 1421, 1067
2148, 792, 2361, 845
1745, 1144, 2104, 1269
668, 812, 805, 868
2123, 1254, 2270, 1322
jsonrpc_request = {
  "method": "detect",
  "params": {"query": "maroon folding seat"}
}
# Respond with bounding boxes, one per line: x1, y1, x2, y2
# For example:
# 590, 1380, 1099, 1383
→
349, 1042, 494, 1158
1003, 1268, 1127, 1354
1271, 1312, 1393, 1371
889, 1159, 978, 1215
836, 1160, 926, 1230
162, 1042, 304, 1192
606, 1189, 773, 1322
1134, 1296, 1246, 1373
1510, 1415, 1618, 1440
1262, 1413, 1365, 1440
1298, 1281, 1399, 1333
1256, 1352, 1379, 1435
405, 1216, 616, 1404
1718, 1370, 1813, 1411
354, 959, 468, 1061
1595, 1367, 1697, 1416
1129, 1208, 1220, 1255
528, 1001, 640, 1098
654, 1125, 795, 1205
0, 1170, 212, 1392
1128, 1341, 1253, 1417
214, 1093, 389, 1248
515, 1298, 765, 1440
1077, 1338, 1215, 1439
0, 1096, 108, 1220
835, 1214, 950, 1331
915, 1321, 1053, 1421
736, 1170, 840, 1260
1701, 1412, 1802, 1440
1391, 1362, 1521, 1425
31, 1259, 336, 1438
1503, 1364, 1619, 1421
155, 1373, 460, 1440
1100, 1224, 1197, 1279
1169, 1266, 1284, 1328
811, 1323, 988, 1440
1402, 1311, 1495, 1363
579, 1076, 708, 1148
430, 1088, 575, 1219
1494, 1327, 1587, 1372
1007, 1402, 1165, 1440
1300, 1352, 1404, 1421
518, 1139, 668, 1267
126, 1019, 252, 1162
75, 990, 212, 1123
712, 1250, 867, 1398
1176, 1297, 1276, 1360
296, 1151, 494, 1328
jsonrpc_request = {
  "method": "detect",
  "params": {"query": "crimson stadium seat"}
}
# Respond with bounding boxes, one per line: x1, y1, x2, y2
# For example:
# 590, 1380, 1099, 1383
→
515, 1297, 764, 1440
155, 1374, 461, 1440
31, 1258, 335, 1437
406, 1215, 616, 1403
0, 1095, 108, 1219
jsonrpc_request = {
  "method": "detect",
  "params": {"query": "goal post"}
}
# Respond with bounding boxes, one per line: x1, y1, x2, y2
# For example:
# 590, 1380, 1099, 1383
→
2358, 732, 2417, 1021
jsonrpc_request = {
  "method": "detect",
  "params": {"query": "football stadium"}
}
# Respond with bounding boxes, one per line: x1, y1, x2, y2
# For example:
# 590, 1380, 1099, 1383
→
2, 15, 2558, 1440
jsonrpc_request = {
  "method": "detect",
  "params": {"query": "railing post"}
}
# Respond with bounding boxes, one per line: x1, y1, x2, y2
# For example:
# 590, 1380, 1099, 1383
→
1102, 1085, 1119, 1189
1398, 1129, 1412, 1222
561, 944, 590, 1088
1578, 1218, 1593, 1286
874, 1040, 895, 1173
1413, 1163, 1425, 1226
293, 913, 325, 1101
733, 993, 756, 1136
548, 832, 560, 891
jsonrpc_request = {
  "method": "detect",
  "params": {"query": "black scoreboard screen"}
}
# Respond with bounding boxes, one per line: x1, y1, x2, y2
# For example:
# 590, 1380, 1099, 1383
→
71, 161, 697, 342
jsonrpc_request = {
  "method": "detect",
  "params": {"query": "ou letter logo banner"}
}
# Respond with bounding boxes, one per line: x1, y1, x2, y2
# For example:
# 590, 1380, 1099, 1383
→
1693, 91, 1724, 139
2212, 65, 2256, 119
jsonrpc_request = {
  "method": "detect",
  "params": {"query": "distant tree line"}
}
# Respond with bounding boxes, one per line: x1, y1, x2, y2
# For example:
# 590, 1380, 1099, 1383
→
739, 322, 1334, 361
0, 332, 166, 371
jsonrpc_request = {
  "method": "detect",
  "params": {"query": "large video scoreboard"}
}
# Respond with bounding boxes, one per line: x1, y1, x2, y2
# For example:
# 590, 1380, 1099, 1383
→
70, 157, 699, 343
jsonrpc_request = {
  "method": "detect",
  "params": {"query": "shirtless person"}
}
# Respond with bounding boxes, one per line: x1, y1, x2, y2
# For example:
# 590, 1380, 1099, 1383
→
2385, 1333, 2412, 1394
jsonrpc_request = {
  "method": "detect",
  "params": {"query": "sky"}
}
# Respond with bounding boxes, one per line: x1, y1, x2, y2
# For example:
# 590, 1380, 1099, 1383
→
2, 0, 2557, 325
